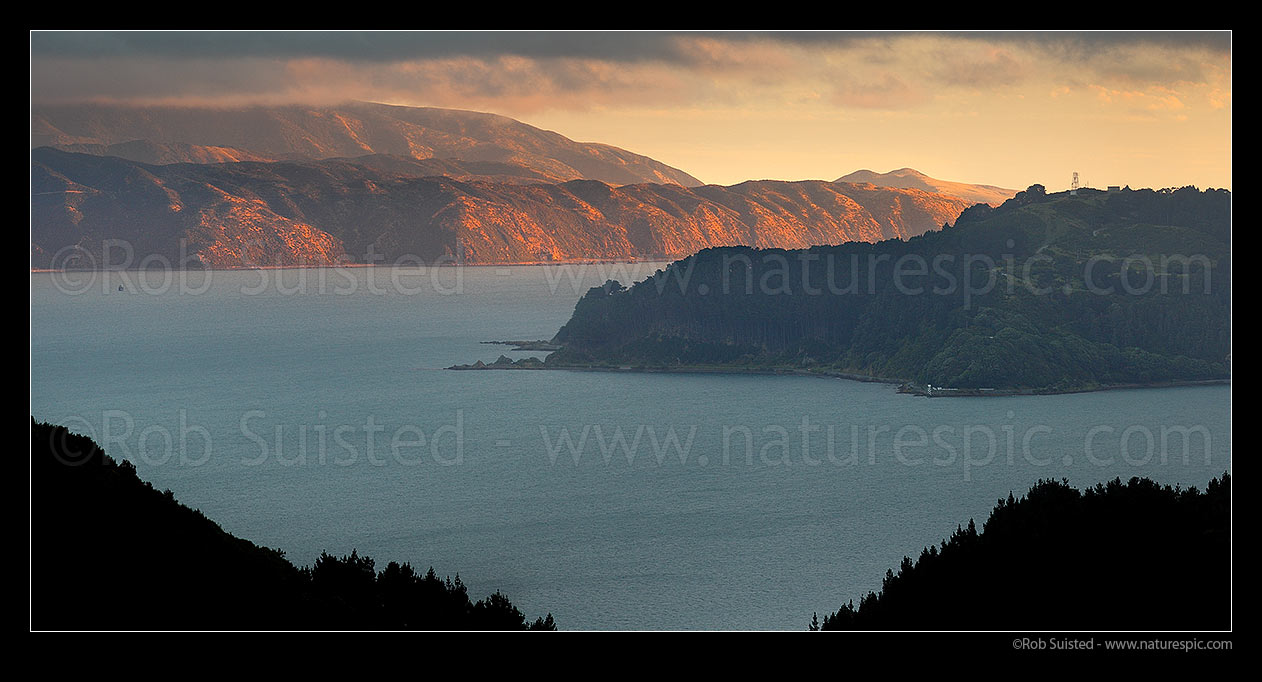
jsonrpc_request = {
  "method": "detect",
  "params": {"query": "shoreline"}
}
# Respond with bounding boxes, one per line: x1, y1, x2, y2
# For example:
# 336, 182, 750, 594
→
896, 377, 1232, 398
546, 364, 904, 385
451, 359, 1230, 397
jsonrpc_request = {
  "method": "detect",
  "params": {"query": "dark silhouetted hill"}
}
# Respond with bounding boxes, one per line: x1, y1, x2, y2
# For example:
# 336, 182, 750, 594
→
30, 419, 555, 631
814, 473, 1231, 630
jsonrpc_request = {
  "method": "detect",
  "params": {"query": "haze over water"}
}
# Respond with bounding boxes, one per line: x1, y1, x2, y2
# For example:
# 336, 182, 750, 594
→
30, 266, 1230, 630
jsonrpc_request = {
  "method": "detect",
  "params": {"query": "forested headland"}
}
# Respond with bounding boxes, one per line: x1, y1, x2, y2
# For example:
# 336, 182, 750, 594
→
546, 186, 1230, 393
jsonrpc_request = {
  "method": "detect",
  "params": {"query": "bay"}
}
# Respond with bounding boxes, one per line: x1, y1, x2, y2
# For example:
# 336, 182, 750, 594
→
30, 265, 1231, 630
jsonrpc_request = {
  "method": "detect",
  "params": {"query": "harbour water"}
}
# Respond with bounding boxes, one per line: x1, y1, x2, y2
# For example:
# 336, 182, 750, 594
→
30, 265, 1231, 629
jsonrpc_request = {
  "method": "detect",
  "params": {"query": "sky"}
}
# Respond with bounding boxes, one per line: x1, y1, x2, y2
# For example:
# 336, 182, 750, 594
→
30, 30, 1232, 191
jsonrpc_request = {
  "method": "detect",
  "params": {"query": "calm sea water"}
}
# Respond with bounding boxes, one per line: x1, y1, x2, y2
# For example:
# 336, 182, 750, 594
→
30, 265, 1231, 630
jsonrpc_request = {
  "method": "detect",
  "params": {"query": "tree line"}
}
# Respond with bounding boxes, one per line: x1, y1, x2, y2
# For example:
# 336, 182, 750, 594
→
811, 472, 1231, 630
31, 419, 555, 631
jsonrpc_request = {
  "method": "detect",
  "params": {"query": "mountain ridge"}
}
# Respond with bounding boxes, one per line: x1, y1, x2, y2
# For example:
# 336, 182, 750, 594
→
837, 168, 1017, 207
32, 147, 974, 267
32, 101, 703, 187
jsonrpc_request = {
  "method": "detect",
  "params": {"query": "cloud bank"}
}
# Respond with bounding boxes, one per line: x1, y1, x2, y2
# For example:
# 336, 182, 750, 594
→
29, 31, 1231, 191
31, 31, 1231, 114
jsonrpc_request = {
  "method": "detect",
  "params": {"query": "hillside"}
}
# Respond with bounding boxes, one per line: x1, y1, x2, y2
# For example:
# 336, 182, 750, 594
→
31, 147, 972, 267
815, 474, 1231, 630
838, 168, 1017, 207
546, 185, 1231, 392
49, 139, 274, 165
32, 101, 702, 187
30, 419, 556, 630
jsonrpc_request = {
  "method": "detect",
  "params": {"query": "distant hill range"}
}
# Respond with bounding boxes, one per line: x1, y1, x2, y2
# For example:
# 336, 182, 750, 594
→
32, 101, 703, 187
837, 168, 1017, 207
32, 147, 972, 267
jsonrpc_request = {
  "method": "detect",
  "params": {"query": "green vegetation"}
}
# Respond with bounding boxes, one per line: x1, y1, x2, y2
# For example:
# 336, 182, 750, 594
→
548, 186, 1230, 392
812, 473, 1231, 630
30, 419, 555, 630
